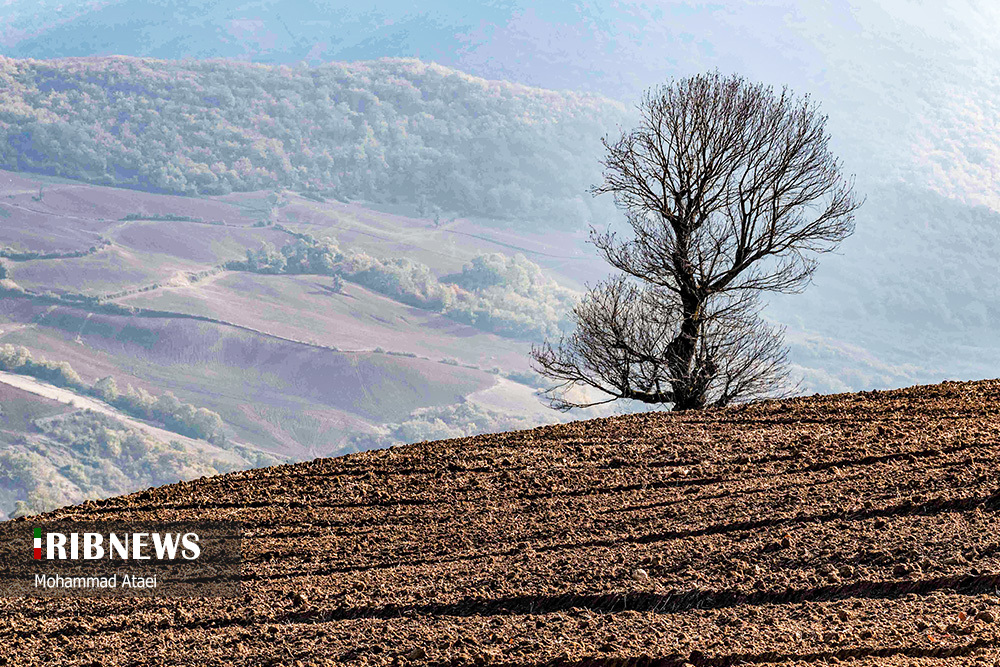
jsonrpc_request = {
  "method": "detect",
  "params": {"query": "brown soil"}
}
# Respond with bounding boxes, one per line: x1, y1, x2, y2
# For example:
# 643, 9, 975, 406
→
4, 380, 1000, 666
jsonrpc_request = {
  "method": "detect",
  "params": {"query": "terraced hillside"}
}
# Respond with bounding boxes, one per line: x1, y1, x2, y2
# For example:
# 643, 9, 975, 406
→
4, 379, 1000, 666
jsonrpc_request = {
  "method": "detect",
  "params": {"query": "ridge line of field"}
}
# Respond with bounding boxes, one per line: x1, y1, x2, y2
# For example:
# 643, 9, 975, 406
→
275, 572, 1000, 621
0, 289, 451, 361
487, 638, 999, 666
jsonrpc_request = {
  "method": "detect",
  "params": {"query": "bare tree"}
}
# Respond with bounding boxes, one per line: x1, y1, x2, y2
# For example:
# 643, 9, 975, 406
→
532, 72, 861, 411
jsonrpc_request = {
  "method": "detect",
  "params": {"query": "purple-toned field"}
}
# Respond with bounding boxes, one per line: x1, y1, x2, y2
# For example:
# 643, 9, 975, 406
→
0, 383, 71, 432
8, 245, 195, 295
0, 170, 261, 227
120, 272, 533, 372
0, 169, 573, 461
0, 296, 496, 456
113, 220, 288, 264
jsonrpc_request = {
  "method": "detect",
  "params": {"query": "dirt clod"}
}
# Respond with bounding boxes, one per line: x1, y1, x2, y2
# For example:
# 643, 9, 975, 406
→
404, 648, 426, 661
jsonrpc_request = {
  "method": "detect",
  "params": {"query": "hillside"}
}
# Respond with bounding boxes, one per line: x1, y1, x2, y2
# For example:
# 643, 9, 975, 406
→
4, 379, 1000, 665
0, 167, 589, 517
0, 168, 588, 416
0, 376, 273, 520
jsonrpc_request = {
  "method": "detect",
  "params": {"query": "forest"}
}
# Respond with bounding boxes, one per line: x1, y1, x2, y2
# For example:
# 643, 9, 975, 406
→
0, 57, 625, 226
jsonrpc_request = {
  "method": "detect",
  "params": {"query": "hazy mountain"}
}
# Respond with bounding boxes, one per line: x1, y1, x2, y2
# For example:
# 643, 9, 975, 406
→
769, 187, 1000, 395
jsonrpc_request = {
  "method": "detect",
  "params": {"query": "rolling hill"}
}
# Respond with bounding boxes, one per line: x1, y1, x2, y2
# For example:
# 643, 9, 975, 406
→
4, 379, 1000, 665
0, 166, 590, 517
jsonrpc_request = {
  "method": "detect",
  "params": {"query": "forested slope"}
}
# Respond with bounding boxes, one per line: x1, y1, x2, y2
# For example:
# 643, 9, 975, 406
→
0, 57, 625, 225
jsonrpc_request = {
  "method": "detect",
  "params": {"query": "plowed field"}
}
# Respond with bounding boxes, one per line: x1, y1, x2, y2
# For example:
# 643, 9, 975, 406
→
4, 380, 1000, 666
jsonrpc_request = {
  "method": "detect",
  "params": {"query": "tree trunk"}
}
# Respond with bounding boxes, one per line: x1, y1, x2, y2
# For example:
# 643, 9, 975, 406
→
667, 293, 708, 411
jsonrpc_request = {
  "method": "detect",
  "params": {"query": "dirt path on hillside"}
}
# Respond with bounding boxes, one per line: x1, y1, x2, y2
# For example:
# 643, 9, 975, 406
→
0, 370, 201, 447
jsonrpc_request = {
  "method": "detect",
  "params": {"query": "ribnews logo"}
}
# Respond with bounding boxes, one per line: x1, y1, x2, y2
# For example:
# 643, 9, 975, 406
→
2, 521, 241, 598
32, 527, 201, 561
